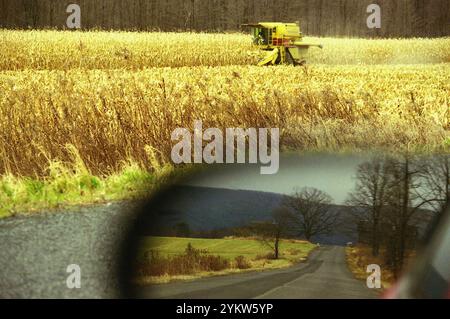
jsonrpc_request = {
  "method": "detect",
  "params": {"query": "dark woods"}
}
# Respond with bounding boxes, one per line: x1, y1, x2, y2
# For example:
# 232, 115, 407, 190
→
1, 0, 449, 37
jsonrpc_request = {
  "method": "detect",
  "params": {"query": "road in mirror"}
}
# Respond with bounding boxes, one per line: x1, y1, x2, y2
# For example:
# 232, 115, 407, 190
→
120, 152, 450, 299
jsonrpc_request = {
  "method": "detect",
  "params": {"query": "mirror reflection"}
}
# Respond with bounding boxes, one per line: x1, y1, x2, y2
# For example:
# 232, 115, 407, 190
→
122, 153, 449, 299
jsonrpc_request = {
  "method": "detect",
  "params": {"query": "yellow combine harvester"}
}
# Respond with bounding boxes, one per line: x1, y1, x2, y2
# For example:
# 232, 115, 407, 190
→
242, 21, 323, 66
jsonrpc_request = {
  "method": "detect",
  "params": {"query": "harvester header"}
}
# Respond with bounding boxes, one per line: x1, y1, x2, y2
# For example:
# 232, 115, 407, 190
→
242, 21, 323, 66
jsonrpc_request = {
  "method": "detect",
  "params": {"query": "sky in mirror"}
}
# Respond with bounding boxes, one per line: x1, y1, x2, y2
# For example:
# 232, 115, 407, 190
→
183, 153, 370, 205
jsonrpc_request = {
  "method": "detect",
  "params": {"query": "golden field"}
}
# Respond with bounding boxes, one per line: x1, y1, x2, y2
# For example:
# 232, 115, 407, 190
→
1, 63, 448, 176
0, 30, 449, 215
0, 30, 449, 70
0, 31, 257, 70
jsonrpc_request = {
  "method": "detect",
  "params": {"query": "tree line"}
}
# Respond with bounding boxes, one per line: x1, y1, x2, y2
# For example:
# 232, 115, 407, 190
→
347, 154, 449, 275
1, 0, 449, 37
250, 154, 448, 275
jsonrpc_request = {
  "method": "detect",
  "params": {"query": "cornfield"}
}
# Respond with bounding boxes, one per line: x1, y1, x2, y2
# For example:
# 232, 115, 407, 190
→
0, 30, 449, 178
0, 30, 449, 70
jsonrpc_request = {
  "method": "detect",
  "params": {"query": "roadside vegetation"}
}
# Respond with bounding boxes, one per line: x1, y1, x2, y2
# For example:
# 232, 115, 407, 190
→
0, 144, 183, 218
346, 244, 416, 289
134, 236, 316, 284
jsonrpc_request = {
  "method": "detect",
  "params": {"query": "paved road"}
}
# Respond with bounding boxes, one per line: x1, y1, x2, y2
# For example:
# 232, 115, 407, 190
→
140, 246, 378, 299
0, 202, 139, 298
0, 205, 378, 299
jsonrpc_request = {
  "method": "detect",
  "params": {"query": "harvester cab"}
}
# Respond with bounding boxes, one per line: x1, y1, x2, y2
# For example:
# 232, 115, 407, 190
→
242, 21, 323, 66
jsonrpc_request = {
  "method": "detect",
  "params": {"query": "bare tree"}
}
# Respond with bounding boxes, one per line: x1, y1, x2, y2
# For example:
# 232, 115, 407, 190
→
251, 208, 291, 259
347, 154, 448, 276
381, 155, 423, 273
348, 154, 448, 274
346, 157, 391, 256
284, 187, 336, 241
385, 154, 449, 273
417, 154, 450, 212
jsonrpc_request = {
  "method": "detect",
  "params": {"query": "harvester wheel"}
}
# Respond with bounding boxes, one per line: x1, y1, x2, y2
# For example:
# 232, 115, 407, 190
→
285, 49, 295, 66
275, 51, 282, 65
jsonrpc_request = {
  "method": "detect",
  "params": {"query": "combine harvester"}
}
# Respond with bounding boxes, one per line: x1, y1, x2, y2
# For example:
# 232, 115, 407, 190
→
242, 21, 323, 66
